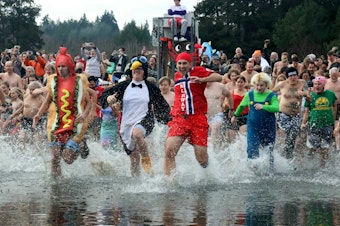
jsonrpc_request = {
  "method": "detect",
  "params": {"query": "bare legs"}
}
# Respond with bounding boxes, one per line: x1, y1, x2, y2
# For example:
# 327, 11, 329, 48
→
164, 136, 208, 176
51, 147, 62, 177
334, 120, 340, 151
50, 146, 78, 177
210, 122, 223, 151
129, 127, 152, 176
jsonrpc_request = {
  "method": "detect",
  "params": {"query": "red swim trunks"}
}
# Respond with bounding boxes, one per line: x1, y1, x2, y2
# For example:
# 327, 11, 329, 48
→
167, 114, 208, 147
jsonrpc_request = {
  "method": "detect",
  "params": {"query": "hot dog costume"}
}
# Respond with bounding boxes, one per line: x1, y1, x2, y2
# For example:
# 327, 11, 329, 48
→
46, 47, 89, 145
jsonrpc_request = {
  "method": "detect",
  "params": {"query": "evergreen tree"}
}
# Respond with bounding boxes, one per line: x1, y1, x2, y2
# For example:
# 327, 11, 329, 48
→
272, 1, 330, 56
0, 0, 43, 50
194, 0, 291, 56
194, 0, 338, 58
327, 4, 340, 50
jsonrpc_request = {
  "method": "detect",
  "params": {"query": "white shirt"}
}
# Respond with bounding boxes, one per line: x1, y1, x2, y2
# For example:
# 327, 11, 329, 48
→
120, 80, 149, 150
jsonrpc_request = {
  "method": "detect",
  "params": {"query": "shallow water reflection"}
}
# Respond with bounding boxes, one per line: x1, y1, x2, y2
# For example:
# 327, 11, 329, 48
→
2, 130, 340, 225
1, 172, 340, 225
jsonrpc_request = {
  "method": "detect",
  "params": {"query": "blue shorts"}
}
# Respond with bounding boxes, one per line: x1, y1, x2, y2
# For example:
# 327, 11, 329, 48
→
49, 139, 80, 153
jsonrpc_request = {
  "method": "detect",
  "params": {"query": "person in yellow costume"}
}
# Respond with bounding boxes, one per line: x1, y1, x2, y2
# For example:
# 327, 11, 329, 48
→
33, 47, 92, 177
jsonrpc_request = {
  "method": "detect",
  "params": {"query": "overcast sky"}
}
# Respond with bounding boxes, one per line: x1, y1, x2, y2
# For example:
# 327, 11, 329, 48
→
34, 0, 199, 30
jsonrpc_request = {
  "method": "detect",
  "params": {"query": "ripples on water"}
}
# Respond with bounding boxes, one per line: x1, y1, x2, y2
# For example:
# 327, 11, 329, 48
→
1, 124, 340, 225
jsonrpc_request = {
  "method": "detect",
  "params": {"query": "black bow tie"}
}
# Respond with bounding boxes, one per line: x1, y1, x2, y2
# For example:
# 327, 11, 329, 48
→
132, 83, 143, 88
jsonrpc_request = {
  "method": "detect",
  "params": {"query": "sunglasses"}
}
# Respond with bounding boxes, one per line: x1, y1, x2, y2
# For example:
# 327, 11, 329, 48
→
131, 56, 148, 64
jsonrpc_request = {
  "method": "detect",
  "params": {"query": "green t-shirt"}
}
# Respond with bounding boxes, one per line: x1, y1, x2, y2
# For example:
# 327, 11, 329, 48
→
304, 90, 337, 128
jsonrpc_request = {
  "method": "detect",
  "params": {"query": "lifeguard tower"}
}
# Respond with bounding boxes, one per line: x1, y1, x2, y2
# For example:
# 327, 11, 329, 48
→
152, 12, 199, 79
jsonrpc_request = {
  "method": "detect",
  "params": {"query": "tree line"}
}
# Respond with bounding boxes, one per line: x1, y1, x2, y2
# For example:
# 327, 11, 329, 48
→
195, 0, 340, 58
0, 0, 338, 59
40, 11, 151, 56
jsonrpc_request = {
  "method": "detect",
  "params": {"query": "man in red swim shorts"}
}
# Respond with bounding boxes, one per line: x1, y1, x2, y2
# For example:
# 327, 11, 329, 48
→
164, 52, 222, 176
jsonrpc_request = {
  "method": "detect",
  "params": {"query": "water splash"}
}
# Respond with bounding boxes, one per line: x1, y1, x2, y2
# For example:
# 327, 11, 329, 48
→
2, 123, 340, 192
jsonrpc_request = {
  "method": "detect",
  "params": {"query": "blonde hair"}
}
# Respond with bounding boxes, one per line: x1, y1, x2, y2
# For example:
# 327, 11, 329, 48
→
10, 87, 24, 100
25, 66, 35, 74
251, 72, 272, 87
28, 81, 42, 90
276, 74, 287, 82
44, 62, 56, 73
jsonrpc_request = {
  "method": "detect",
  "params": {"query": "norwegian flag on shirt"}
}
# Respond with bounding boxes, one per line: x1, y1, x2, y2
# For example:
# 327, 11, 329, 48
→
171, 66, 214, 116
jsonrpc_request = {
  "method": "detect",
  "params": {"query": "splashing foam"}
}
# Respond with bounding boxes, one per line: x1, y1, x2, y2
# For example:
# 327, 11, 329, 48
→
2, 123, 340, 192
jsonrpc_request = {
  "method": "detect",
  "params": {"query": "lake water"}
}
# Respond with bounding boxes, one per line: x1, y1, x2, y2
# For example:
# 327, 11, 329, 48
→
1, 125, 340, 225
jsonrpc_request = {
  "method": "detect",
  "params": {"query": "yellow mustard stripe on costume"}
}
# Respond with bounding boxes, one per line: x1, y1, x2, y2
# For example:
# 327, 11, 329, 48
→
60, 89, 72, 128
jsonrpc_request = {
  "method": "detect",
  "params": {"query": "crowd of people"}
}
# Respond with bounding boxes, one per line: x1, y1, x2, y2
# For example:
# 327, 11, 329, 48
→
0, 35, 340, 177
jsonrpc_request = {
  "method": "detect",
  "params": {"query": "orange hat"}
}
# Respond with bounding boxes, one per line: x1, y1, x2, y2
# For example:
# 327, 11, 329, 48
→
253, 50, 262, 57
56, 47, 76, 76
